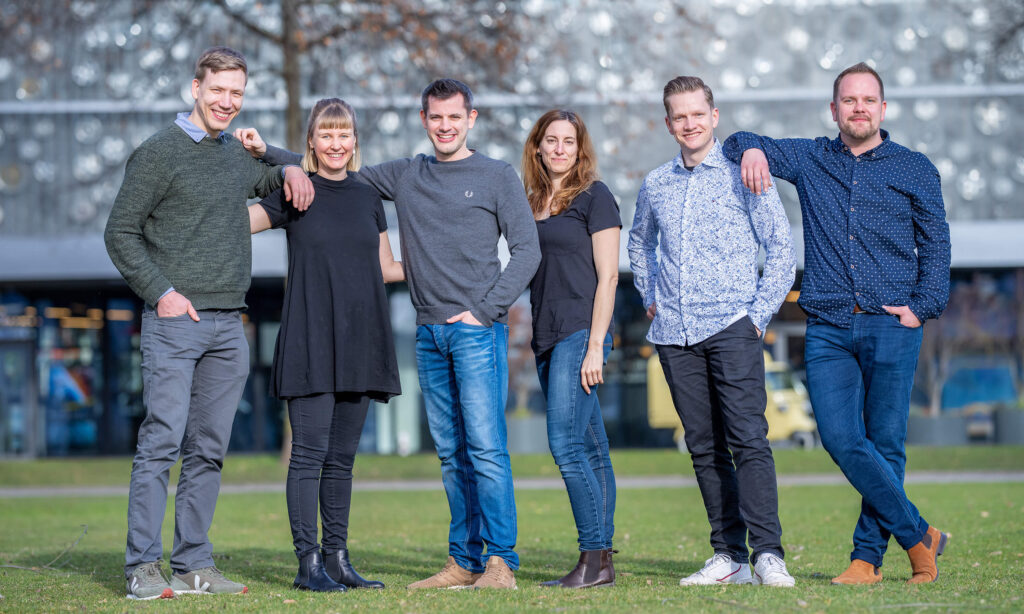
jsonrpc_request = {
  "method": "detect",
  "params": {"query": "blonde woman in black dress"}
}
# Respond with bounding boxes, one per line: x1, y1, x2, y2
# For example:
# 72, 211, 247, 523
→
249, 99, 402, 592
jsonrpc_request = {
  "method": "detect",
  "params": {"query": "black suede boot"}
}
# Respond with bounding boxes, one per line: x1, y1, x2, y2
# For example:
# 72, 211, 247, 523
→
540, 549, 615, 588
323, 548, 385, 589
294, 551, 347, 592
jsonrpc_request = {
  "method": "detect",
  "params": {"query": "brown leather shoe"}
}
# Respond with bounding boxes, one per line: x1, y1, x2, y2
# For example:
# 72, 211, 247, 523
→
472, 555, 517, 589
907, 526, 948, 584
407, 556, 481, 589
540, 549, 615, 589
831, 559, 882, 585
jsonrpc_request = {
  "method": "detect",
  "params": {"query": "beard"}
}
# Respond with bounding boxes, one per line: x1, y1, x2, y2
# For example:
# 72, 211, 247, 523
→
840, 117, 878, 141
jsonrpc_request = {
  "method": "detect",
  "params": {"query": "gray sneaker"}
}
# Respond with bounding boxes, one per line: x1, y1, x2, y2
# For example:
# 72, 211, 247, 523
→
126, 560, 175, 600
171, 566, 248, 595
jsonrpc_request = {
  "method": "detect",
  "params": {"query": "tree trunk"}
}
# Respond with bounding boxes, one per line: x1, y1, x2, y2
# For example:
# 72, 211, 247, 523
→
282, 0, 303, 152
277, 0, 302, 465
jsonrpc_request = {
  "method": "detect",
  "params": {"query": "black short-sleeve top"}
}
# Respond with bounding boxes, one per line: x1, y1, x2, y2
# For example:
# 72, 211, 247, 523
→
529, 180, 622, 355
259, 173, 401, 401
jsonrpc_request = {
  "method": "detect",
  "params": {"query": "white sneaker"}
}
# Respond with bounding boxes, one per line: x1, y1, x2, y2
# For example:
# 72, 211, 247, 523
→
679, 553, 753, 586
752, 553, 795, 587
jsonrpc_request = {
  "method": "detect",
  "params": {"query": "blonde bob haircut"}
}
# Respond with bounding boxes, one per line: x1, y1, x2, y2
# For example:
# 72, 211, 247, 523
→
301, 98, 361, 174
521, 109, 598, 218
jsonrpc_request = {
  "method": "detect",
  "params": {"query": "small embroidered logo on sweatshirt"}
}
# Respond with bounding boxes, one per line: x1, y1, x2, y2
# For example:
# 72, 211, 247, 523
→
465, 190, 473, 198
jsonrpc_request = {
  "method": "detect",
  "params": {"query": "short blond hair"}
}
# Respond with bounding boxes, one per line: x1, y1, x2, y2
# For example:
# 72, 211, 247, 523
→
194, 46, 247, 82
833, 62, 884, 101
663, 76, 714, 115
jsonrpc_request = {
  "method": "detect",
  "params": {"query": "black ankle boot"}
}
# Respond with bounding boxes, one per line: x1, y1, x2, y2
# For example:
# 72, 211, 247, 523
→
323, 548, 385, 589
540, 549, 616, 589
294, 551, 347, 592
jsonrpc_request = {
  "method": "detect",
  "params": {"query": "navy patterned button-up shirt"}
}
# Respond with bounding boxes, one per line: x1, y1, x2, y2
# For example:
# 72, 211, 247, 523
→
722, 130, 950, 328
628, 141, 796, 346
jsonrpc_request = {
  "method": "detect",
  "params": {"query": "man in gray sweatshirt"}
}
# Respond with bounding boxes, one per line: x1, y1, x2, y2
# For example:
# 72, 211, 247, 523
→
105, 46, 312, 600
245, 79, 539, 589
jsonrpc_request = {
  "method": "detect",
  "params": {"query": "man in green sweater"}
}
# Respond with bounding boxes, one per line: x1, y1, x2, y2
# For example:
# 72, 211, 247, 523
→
104, 46, 312, 600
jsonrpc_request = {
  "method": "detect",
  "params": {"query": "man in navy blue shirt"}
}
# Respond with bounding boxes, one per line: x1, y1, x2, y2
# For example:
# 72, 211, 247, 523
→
723, 63, 951, 586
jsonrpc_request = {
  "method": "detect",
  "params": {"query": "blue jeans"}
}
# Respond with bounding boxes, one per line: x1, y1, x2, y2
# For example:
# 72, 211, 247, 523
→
535, 330, 616, 551
804, 314, 928, 567
416, 322, 518, 572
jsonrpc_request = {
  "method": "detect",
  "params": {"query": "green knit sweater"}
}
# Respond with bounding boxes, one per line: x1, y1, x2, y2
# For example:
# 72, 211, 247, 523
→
104, 124, 283, 309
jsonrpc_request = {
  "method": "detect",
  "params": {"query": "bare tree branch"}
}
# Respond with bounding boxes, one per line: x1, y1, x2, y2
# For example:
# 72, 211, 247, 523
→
993, 20, 1024, 52
42, 524, 88, 569
0, 525, 88, 573
210, 0, 284, 45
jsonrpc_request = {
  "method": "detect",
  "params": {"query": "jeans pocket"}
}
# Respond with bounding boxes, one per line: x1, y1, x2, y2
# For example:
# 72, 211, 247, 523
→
452, 320, 489, 330
155, 312, 192, 321
890, 315, 920, 329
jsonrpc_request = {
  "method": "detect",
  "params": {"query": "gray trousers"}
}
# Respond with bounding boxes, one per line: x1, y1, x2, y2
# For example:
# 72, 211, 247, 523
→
125, 309, 249, 577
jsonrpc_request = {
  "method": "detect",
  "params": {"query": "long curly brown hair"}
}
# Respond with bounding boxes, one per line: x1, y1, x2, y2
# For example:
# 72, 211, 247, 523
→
521, 109, 598, 218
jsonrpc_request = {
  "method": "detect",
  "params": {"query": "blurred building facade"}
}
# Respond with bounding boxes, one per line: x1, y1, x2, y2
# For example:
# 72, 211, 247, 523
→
1, 0, 1022, 457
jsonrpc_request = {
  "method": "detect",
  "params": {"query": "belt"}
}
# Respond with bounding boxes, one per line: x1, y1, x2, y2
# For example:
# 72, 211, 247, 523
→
853, 304, 865, 314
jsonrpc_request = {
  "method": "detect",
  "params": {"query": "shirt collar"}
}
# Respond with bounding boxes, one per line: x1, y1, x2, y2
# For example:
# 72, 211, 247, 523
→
175, 112, 222, 143
672, 139, 727, 172
831, 129, 891, 156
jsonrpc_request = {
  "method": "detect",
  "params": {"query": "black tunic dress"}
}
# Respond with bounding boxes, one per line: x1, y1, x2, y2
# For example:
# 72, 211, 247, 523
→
259, 173, 401, 401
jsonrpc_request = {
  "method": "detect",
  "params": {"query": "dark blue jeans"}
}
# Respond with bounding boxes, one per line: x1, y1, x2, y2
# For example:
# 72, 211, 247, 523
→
535, 330, 616, 551
804, 314, 928, 567
416, 322, 518, 572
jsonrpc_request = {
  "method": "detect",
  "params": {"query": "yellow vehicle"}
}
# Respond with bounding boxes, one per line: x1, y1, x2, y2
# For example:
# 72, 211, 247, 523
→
647, 351, 818, 451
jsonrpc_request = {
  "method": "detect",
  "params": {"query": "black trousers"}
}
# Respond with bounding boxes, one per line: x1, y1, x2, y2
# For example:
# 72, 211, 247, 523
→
285, 392, 371, 559
657, 318, 784, 564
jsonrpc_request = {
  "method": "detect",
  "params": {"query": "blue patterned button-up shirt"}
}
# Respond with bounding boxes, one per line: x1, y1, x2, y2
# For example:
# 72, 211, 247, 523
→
722, 130, 950, 328
628, 141, 796, 346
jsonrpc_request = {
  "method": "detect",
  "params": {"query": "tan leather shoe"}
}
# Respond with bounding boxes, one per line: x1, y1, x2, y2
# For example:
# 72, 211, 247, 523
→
831, 559, 882, 585
907, 526, 948, 584
472, 555, 517, 589
407, 556, 481, 589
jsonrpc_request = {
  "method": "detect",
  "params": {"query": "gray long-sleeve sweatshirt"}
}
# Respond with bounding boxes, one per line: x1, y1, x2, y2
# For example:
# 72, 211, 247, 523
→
264, 145, 540, 326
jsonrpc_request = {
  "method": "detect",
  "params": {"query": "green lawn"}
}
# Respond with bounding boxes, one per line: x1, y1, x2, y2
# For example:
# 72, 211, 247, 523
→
1, 459, 1022, 612
1, 445, 1022, 487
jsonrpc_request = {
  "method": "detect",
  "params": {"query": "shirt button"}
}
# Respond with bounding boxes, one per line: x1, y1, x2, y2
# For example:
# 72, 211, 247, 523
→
851, 264, 855, 269
849, 234, 854, 240
856, 291, 861, 296
850, 207, 855, 212
853, 180, 858, 184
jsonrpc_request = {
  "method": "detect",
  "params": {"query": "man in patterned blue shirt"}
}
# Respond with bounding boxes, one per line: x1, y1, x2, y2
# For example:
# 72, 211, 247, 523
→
723, 62, 951, 586
628, 76, 796, 588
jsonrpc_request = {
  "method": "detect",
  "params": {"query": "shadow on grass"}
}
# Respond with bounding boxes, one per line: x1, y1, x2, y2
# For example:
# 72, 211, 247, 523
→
10, 544, 701, 595
519, 546, 696, 583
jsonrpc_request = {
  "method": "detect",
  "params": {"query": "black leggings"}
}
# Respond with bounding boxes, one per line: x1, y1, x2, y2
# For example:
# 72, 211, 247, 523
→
285, 392, 371, 559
